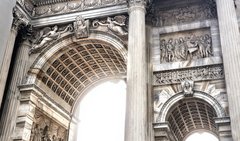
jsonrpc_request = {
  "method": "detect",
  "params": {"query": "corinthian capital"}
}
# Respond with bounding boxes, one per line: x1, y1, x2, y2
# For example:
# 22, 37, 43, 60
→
12, 7, 29, 33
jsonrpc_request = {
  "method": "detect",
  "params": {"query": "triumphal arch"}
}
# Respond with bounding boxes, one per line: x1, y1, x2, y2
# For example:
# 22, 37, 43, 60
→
0, 0, 240, 140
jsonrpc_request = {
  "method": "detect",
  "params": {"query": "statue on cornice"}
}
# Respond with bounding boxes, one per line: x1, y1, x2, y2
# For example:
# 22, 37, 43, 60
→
93, 15, 128, 36
73, 15, 89, 39
29, 24, 73, 54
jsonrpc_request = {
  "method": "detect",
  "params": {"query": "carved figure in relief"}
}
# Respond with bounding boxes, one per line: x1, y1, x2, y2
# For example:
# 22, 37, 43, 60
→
93, 15, 128, 36
30, 24, 73, 54
166, 38, 175, 62
152, 3, 216, 27
204, 34, 213, 57
160, 39, 166, 62
32, 124, 42, 141
179, 37, 187, 60
73, 15, 89, 38
182, 81, 194, 97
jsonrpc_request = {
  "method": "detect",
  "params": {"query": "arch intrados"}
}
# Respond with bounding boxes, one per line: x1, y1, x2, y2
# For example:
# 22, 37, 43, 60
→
158, 90, 226, 122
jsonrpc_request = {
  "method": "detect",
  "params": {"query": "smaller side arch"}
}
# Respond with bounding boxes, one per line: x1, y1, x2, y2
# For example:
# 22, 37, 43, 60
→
157, 90, 226, 123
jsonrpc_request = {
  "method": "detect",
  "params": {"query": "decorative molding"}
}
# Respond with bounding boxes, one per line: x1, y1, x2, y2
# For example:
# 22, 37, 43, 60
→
18, 84, 72, 118
20, 0, 127, 18
153, 64, 224, 85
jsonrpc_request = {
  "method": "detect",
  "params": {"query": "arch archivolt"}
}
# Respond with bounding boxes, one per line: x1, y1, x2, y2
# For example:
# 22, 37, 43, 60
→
158, 91, 226, 123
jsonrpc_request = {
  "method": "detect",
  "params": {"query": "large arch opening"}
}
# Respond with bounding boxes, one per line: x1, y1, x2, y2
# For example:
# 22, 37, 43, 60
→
24, 31, 128, 141
77, 80, 126, 141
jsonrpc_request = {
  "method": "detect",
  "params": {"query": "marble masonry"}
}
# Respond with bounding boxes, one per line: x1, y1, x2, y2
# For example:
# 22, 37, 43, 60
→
0, 0, 240, 141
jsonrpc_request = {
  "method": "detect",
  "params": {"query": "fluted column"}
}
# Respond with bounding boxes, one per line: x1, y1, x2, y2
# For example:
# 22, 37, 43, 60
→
216, 0, 240, 140
0, 37, 31, 140
0, 28, 18, 108
0, 7, 29, 109
125, 1, 148, 141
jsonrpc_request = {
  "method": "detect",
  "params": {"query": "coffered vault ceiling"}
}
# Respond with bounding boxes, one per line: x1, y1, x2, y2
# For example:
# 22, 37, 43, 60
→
39, 42, 127, 106
167, 98, 217, 141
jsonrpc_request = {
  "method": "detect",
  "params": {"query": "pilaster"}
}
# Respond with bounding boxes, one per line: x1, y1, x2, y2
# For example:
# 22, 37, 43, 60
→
215, 0, 240, 140
214, 117, 233, 141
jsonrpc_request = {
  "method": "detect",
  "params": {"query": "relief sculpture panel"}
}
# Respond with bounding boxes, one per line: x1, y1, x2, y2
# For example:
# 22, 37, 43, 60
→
160, 28, 213, 63
30, 110, 68, 141
152, 3, 217, 27
154, 64, 224, 85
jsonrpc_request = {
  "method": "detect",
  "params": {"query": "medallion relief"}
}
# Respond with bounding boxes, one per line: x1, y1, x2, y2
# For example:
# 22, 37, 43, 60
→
181, 80, 194, 97
160, 28, 213, 63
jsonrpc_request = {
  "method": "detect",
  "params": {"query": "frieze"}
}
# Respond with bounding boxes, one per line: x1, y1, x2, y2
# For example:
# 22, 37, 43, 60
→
18, 0, 127, 18
160, 28, 213, 63
154, 64, 224, 85
152, 3, 217, 27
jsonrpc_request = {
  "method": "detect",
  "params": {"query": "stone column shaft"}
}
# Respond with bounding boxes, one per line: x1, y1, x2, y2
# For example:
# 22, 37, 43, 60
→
125, 2, 147, 141
0, 29, 18, 108
0, 40, 31, 141
216, 0, 240, 140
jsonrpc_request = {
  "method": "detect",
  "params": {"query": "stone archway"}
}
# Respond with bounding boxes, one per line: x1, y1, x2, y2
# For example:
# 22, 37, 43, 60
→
15, 30, 128, 141
154, 91, 227, 141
